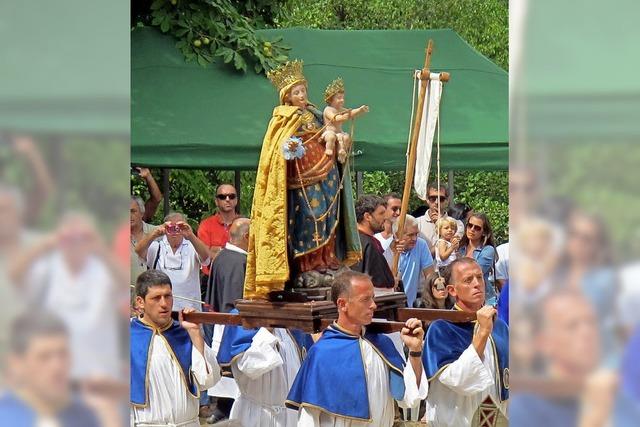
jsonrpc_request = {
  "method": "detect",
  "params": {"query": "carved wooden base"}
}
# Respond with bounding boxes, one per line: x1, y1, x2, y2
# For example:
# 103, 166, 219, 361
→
234, 291, 407, 333
291, 286, 331, 301
235, 299, 337, 333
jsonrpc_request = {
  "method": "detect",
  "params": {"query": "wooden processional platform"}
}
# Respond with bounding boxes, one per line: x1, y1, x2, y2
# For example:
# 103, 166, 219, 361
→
234, 290, 407, 333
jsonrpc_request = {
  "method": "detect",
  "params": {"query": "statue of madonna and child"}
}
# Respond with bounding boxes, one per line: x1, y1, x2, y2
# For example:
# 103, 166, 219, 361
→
244, 60, 370, 299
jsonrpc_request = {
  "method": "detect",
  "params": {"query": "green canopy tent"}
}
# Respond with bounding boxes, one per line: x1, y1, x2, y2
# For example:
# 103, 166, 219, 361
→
517, 0, 640, 143
0, 0, 129, 134
132, 27, 507, 171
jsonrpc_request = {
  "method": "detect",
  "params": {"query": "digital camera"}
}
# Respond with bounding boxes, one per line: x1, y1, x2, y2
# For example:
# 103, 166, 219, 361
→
166, 224, 181, 235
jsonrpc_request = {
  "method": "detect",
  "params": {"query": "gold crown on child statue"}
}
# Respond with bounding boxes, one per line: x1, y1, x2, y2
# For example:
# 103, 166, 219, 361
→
324, 77, 345, 103
267, 60, 306, 93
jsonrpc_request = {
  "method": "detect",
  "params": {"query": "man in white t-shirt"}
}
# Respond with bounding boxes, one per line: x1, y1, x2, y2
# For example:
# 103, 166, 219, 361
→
135, 212, 212, 311
415, 184, 463, 254
495, 242, 509, 289
374, 193, 402, 268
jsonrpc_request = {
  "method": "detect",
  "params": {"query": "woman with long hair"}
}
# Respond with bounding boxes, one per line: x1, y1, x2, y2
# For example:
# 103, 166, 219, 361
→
458, 212, 499, 305
420, 271, 456, 310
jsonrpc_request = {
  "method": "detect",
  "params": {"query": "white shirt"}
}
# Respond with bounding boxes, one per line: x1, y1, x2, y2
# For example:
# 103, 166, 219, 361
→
27, 252, 121, 381
374, 233, 394, 267
435, 239, 457, 269
130, 335, 220, 427
416, 215, 464, 248
230, 328, 302, 427
495, 242, 509, 282
208, 325, 240, 400
297, 338, 428, 427
425, 341, 508, 426
224, 241, 248, 255
146, 237, 209, 311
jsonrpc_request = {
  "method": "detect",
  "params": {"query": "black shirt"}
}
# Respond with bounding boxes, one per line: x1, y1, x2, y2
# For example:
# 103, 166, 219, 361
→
352, 231, 395, 288
206, 248, 247, 312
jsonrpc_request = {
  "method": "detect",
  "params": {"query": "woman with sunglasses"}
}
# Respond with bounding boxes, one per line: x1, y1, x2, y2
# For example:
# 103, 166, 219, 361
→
457, 212, 499, 305
420, 271, 456, 310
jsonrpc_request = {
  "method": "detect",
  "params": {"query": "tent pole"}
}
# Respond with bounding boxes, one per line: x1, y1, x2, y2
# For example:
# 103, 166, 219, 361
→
356, 171, 363, 198
162, 168, 170, 217
234, 170, 241, 207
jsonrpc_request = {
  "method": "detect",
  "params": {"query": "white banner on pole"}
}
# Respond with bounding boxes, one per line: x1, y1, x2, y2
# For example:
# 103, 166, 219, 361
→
414, 72, 443, 200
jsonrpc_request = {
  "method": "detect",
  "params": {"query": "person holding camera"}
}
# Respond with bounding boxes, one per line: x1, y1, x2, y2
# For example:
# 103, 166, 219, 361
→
135, 212, 211, 311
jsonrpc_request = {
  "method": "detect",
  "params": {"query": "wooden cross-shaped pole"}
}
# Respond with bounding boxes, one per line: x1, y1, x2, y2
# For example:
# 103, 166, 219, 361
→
392, 40, 450, 279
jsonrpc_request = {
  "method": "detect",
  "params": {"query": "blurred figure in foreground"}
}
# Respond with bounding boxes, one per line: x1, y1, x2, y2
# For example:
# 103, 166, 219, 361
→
10, 213, 126, 383
0, 311, 100, 426
510, 291, 607, 427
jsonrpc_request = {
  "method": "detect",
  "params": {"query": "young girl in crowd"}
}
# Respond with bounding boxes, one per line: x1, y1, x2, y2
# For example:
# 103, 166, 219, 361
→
435, 217, 459, 269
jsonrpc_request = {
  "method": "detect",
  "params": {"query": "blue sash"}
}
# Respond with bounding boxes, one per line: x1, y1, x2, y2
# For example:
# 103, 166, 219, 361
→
423, 315, 509, 401
285, 324, 405, 421
217, 314, 314, 376
130, 317, 198, 406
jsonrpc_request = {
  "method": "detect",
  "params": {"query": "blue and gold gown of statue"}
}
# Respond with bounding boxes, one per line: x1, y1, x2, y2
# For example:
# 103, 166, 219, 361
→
286, 105, 360, 272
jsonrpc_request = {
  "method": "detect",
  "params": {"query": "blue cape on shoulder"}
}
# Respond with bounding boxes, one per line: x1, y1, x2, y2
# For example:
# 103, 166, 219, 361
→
216, 313, 314, 376
0, 392, 100, 427
285, 323, 405, 421
423, 312, 509, 401
130, 317, 198, 406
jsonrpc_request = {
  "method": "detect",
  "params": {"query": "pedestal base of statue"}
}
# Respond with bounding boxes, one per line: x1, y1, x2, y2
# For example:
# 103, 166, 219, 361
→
291, 286, 331, 301
373, 291, 407, 320
235, 299, 337, 333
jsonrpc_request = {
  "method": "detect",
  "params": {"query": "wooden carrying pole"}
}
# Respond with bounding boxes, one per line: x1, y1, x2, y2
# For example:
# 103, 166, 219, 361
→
392, 40, 433, 277
181, 307, 476, 334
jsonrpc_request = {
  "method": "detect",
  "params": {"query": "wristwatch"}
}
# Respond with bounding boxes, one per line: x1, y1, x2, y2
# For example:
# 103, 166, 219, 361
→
409, 350, 423, 358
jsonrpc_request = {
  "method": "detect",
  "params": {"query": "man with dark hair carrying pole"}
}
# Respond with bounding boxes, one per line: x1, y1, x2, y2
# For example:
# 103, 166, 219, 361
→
130, 270, 221, 427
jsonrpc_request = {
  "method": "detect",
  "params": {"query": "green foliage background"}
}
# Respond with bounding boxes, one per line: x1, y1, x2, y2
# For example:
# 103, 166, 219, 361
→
131, 0, 509, 244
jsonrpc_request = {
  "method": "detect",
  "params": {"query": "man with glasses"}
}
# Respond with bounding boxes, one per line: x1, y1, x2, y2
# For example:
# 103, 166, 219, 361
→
135, 212, 211, 312
198, 184, 239, 278
416, 184, 464, 254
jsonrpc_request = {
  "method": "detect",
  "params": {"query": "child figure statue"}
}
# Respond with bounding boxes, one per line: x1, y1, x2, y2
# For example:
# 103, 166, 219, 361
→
322, 78, 369, 163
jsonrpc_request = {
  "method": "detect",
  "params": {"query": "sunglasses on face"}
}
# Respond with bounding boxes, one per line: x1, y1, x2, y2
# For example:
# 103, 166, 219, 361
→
427, 195, 447, 203
216, 194, 237, 200
390, 207, 401, 212
466, 223, 483, 232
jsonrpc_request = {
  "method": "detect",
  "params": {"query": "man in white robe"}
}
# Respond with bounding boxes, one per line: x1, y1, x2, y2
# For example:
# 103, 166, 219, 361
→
286, 271, 428, 427
130, 270, 221, 427
218, 326, 312, 426
423, 258, 509, 427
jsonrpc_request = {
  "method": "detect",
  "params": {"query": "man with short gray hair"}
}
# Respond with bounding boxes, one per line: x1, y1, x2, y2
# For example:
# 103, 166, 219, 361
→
393, 215, 434, 307
130, 196, 158, 286
135, 212, 212, 311
423, 258, 508, 426
286, 271, 428, 425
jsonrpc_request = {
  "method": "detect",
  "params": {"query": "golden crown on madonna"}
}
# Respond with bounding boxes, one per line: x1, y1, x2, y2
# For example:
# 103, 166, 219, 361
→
324, 77, 345, 103
267, 60, 306, 93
